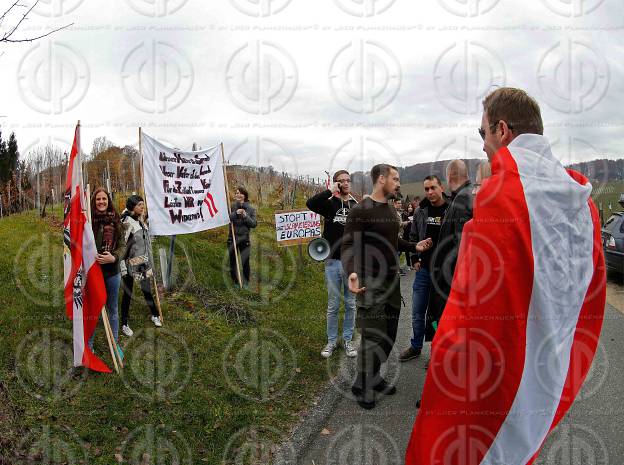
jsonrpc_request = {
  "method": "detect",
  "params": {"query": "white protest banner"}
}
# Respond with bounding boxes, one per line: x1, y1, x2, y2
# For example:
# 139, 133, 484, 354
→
274, 209, 321, 246
142, 132, 230, 235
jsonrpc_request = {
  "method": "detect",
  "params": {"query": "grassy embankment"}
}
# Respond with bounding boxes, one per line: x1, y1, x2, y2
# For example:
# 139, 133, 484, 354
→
0, 199, 339, 464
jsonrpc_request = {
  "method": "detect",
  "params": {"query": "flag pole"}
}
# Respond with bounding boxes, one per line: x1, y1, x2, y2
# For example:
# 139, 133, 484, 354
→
86, 183, 120, 374
139, 127, 165, 324
221, 143, 243, 287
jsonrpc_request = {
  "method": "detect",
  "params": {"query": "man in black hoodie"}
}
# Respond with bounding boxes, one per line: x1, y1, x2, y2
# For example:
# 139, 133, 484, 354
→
306, 170, 358, 359
399, 175, 448, 362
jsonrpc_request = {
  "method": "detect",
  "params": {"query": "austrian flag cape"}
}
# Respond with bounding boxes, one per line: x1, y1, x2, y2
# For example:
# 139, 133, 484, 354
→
406, 134, 606, 464
63, 124, 111, 373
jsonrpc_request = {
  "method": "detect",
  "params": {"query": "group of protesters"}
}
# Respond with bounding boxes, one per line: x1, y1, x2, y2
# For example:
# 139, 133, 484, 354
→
88, 190, 162, 359
305, 86, 572, 411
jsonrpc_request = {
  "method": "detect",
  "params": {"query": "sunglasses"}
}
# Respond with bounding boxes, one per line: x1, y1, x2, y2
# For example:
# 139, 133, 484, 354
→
478, 120, 513, 140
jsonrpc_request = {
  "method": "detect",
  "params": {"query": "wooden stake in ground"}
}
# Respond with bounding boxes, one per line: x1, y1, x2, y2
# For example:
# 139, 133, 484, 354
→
85, 182, 120, 373
138, 127, 165, 325
221, 143, 243, 287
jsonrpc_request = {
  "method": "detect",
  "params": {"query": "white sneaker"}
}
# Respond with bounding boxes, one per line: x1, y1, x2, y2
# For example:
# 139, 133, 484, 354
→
122, 325, 134, 337
151, 315, 163, 327
321, 342, 337, 358
344, 340, 358, 358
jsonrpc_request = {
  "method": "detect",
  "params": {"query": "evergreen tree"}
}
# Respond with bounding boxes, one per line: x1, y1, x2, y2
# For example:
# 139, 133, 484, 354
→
0, 130, 7, 183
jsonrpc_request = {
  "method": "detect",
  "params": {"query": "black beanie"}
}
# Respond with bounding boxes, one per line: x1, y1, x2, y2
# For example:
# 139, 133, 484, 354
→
126, 194, 144, 212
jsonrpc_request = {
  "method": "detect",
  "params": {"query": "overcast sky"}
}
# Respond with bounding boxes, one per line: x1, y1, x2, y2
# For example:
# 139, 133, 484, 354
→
0, 0, 622, 180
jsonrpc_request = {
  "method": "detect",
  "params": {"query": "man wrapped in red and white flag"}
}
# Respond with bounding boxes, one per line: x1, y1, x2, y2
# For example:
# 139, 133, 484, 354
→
405, 88, 606, 464
63, 122, 111, 373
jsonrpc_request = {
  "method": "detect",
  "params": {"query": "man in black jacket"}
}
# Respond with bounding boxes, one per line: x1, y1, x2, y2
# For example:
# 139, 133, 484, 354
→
306, 170, 358, 359
399, 175, 448, 362
427, 159, 473, 334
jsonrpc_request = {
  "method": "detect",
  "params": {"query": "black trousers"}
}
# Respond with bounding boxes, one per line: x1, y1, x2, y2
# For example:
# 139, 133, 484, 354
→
352, 275, 402, 391
228, 240, 251, 285
120, 274, 159, 326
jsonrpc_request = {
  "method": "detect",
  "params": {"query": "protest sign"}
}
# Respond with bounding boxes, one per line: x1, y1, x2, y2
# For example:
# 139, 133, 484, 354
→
274, 209, 321, 246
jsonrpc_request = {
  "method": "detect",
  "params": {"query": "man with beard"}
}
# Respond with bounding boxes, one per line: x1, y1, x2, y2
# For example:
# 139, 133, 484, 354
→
306, 170, 358, 358
341, 164, 432, 409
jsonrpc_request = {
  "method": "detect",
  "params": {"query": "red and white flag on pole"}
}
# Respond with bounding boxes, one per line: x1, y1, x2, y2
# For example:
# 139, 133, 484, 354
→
63, 122, 111, 373
405, 134, 606, 465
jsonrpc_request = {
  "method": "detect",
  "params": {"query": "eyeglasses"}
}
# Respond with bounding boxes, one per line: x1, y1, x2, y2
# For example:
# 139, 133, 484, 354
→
478, 120, 513, 140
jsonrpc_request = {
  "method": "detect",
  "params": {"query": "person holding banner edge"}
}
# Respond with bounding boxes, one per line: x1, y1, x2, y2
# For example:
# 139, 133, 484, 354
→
227, 186, 257, 289
306, 170, 358, 359
120, 194, 162, 335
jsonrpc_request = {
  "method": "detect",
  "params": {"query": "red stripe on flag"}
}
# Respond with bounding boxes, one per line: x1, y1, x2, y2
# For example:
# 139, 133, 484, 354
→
406, 147, 535, 465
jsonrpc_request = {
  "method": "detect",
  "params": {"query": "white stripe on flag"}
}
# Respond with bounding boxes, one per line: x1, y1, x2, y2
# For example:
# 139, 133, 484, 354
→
73, 292, 85, 367
481, 135, 595, 464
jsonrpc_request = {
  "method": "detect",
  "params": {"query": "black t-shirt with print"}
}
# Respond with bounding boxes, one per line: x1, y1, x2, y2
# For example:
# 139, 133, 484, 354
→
306, 190, 357, 260
419, 203, 448, 269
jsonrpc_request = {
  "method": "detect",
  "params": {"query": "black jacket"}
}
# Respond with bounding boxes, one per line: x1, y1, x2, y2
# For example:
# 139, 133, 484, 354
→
427, 180, 474, 327
228, 201, 257, 243
306, 190, 357, 260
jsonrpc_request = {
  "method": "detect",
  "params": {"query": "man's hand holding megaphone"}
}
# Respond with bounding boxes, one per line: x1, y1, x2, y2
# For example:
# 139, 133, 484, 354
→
347, 237, 433, 294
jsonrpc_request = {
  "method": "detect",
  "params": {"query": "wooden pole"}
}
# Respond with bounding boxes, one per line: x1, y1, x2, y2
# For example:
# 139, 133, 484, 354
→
102, 307, 121, 371
221, 143, 243, 287
85, 182, 119, 373
138, 127, 165, 324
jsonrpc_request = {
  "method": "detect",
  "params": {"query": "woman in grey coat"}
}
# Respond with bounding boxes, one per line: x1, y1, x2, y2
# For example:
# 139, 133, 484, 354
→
119, 194, 161, 335
227, 186, 257, 288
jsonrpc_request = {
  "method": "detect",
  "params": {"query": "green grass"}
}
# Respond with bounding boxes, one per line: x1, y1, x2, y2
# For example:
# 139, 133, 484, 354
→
0, 207, 338, 464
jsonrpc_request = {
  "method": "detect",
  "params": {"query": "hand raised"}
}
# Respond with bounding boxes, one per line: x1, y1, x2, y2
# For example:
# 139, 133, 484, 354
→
415, 238, 433, 253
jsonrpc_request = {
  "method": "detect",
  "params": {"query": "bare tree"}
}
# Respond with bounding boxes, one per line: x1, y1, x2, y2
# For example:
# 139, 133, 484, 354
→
0, 0, 72, 44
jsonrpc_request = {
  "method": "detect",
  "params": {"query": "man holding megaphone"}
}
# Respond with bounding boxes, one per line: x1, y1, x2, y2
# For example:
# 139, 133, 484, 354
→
306, 170, 358, 359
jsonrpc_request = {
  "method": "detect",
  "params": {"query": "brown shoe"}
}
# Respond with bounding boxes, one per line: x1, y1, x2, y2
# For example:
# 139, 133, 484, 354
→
399, 346, 421, 362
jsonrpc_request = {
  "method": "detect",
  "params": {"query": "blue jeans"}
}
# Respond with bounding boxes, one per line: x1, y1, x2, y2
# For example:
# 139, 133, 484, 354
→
325, 259, 356, 344
411, 267, 431, 350
88, 273, 121, 349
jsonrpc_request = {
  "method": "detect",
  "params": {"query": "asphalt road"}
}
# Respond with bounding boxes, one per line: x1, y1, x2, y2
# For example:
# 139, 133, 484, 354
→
296, 270, 624, 465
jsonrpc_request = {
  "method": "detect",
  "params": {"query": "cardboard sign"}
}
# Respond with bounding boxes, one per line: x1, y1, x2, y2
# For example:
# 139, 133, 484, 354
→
274, 209, 321, 246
